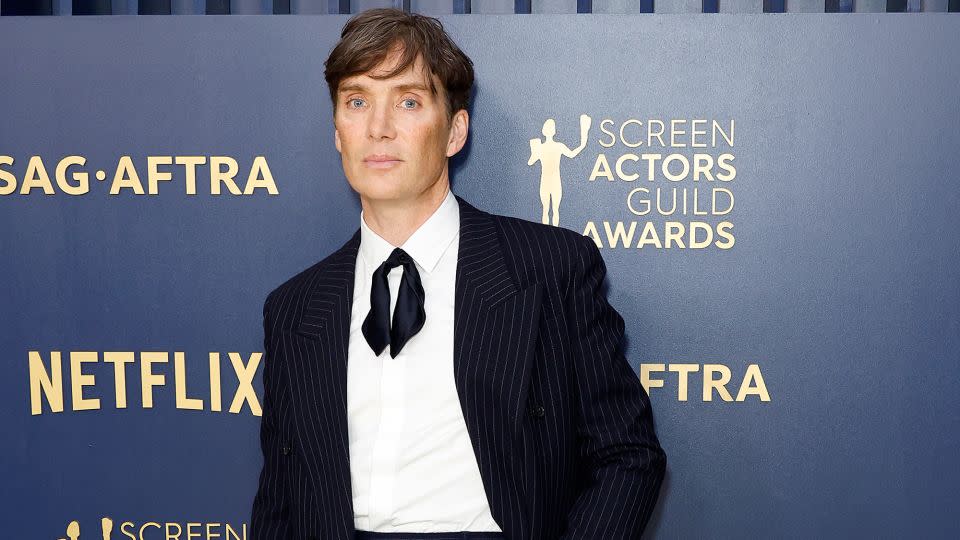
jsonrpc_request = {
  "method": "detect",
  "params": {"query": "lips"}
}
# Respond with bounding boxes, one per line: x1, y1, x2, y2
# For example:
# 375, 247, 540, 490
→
364, 154, 401, 162
364, 154, 403, 169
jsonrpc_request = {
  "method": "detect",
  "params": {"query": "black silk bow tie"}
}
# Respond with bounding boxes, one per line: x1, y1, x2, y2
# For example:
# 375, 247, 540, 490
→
361, 247, 426, 358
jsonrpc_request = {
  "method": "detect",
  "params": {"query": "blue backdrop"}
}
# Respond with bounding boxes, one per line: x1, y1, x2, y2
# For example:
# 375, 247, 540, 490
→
1, 14, 958, 539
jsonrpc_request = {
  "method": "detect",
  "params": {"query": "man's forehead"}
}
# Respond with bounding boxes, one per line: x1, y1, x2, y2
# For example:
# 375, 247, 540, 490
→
339, 72, 431, 92
338, 54, 436, 93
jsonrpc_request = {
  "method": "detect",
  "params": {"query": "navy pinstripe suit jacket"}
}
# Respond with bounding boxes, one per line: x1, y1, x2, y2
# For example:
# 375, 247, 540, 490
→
251, 195, 666, 540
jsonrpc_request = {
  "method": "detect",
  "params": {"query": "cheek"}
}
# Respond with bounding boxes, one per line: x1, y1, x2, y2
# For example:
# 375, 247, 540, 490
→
404, 115, 443, 144
335, 121, 360, 150
417, 125, 447, 157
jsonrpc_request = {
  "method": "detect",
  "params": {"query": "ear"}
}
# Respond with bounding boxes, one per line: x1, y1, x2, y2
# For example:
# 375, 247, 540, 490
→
445, 109, 469, 158
334, 126, 342, 154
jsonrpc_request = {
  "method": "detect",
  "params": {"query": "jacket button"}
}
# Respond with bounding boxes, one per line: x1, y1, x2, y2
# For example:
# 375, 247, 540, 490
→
281, 445, 291, 456
529, 405, 545, 418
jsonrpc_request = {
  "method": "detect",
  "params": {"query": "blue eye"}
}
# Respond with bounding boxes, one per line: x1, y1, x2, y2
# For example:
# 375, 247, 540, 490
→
401, 99, 418, 109
349, 98, 365, 108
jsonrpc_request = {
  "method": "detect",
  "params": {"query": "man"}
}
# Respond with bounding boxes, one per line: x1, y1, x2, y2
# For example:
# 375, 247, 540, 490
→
251, 8, 665, 540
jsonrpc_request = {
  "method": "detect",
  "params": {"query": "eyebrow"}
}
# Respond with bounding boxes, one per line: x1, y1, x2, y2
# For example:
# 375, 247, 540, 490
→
338, 82, 432, 95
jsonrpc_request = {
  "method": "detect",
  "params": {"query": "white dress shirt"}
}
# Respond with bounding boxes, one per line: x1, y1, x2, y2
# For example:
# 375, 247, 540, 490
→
347, 188, 503, 533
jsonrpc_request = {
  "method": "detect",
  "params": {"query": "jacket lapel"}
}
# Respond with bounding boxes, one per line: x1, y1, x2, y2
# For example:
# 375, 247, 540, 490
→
453, 196, 542, 536
293, 229, 359, 533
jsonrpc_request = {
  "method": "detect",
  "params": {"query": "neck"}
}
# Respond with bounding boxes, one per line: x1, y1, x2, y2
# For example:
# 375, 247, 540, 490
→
361, 175, 450, 247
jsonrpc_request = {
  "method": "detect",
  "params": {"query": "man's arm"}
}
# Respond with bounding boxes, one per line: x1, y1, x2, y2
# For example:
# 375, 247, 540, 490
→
560, 234, 667, 539
251, 292, 292, 539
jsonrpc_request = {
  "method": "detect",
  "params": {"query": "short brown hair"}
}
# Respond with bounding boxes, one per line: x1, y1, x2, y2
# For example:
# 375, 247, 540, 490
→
324, 8, 474, 121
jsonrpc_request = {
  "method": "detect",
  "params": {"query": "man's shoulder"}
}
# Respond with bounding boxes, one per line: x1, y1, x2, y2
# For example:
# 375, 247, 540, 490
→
262, 230, 359, 316
490, 211, 588, 250
458, 195, 591, 262
484, 209, 594, 286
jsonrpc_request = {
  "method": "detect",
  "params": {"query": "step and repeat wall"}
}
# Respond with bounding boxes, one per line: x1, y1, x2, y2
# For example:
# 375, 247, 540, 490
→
1, 14, 958, 540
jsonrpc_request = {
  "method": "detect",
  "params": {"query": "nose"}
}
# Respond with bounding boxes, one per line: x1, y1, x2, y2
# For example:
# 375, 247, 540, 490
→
367, 102, 396, 141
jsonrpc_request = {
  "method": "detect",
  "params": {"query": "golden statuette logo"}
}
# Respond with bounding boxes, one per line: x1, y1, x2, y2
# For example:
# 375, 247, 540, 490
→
527, 115, 592, 226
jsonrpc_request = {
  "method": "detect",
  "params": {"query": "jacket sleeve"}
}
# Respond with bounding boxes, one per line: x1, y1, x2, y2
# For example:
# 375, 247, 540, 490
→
559, 234, 667, 540
251, 292, 293, 539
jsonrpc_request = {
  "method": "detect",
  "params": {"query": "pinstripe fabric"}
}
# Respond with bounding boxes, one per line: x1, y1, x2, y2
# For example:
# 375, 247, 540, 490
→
251, 195, 666, 540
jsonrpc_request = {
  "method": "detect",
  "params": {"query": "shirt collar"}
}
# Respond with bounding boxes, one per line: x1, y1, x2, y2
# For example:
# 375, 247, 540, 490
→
358, 188, 459, 275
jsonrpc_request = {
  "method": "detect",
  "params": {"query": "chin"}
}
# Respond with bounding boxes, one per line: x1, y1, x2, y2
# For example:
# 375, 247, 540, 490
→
353, 181, 411, 202
363, 192, 407, 203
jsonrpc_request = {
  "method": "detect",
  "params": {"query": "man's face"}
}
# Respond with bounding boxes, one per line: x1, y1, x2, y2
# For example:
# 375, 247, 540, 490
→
334, 50, 467, 205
